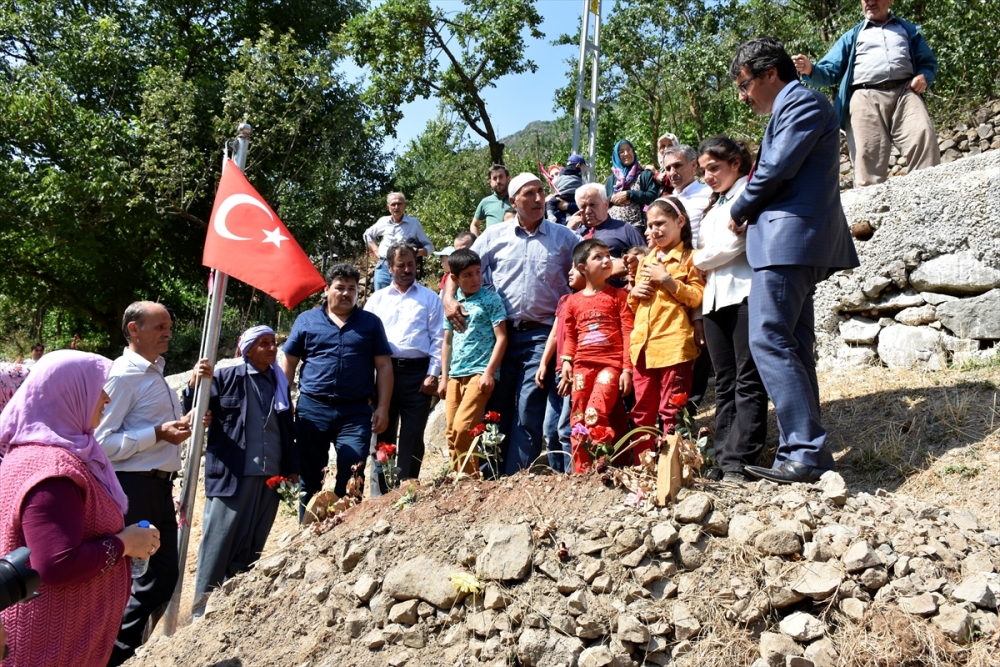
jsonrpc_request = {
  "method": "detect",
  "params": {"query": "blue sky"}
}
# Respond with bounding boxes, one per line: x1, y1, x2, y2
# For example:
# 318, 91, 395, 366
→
341, 0, 614, 154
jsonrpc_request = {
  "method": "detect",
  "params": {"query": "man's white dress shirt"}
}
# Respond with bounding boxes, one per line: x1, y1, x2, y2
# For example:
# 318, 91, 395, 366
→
97, 348, 183, 472
365, 282, 445, 377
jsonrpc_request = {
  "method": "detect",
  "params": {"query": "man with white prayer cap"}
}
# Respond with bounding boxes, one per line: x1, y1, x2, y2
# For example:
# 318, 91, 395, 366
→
184, 324, 298, 617
443, 172, 579, 476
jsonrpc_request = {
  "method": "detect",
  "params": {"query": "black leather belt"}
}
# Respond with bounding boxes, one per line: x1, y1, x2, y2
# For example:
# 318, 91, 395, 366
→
303, 392, 367, 407
135, 470, 178, 481
508, 320, 546, 331
391, 356, 430, 369
852, 79, 909, 92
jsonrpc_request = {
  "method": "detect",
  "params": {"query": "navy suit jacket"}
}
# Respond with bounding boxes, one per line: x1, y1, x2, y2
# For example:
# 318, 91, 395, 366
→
729, 81, 859, 272
183, 363, 298, 498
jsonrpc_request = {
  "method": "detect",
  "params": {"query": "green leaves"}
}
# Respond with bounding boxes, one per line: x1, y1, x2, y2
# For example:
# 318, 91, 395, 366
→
344, 0, 544, 163
0, 0, 386, 353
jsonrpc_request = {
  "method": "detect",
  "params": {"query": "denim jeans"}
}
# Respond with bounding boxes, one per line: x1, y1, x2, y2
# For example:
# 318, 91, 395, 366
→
543, 372, 572, 473
486, 326, 553, 476
373, 261, 392, 291
294, 394, 372, 518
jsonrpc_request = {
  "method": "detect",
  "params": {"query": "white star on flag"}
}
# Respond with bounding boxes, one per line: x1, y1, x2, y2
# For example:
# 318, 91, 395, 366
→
262, 227, 289, 248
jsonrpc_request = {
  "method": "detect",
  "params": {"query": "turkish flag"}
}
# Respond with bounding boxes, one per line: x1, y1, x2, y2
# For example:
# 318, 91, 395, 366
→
203, 159, 326, 309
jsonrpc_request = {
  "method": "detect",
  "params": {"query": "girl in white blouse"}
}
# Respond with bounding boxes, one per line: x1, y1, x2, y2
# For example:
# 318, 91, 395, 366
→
693, 137, 769, 482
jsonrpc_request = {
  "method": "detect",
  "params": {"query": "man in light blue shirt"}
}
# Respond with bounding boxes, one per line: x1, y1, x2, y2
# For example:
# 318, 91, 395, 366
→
363, 192, 434, 291
445, 173, 579, 476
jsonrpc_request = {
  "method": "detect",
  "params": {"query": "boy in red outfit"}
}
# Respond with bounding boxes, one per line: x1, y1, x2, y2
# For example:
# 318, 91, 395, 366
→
559, 239, 635, 472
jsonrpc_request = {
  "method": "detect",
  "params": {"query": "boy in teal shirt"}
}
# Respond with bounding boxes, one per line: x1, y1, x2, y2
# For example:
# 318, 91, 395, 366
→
438, 249, 508, 475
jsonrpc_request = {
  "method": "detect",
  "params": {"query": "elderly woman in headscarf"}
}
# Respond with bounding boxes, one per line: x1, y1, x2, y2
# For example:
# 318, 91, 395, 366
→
604, 139, 661, 229
0, 363, 29, 415
0, 350, 160, 667
183, 325, 298, 617
654, 132, 680, 194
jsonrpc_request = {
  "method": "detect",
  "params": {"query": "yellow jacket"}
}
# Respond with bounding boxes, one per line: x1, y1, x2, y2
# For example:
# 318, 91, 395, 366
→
628, 243, 704, 369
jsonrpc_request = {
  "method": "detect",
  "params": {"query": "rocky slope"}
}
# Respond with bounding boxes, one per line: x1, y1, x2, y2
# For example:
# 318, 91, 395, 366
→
130, 466, 999, 667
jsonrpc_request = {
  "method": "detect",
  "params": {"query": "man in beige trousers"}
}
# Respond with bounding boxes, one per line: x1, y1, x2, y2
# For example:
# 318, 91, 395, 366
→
792, 0, 939, 187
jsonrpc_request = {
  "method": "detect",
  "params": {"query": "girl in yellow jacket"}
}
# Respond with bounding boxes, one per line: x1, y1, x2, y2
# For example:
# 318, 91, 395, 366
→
628, 197, 704, 459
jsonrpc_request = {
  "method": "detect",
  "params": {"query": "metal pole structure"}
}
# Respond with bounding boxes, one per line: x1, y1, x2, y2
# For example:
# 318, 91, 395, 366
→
162, 123, 251, 636
571, 0, 601, 183
586, 2, 602, 177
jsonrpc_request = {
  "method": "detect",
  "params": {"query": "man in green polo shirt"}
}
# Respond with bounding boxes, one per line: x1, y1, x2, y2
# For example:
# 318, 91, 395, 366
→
470, 164, 512, 235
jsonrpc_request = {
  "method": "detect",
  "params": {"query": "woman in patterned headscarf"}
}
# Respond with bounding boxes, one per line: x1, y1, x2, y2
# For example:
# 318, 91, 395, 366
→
604, 139, 661, 230
0, 363, 29, 415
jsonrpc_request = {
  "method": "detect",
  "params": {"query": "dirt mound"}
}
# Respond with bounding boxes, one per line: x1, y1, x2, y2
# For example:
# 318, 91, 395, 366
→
129, 461, 1000, 667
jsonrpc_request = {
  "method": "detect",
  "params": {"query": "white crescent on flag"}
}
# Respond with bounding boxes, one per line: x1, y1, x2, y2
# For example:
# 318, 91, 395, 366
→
213, 193, 273, 241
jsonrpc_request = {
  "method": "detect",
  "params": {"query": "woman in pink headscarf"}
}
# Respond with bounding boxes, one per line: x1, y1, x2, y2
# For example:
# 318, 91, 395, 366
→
0, 351, 161, 667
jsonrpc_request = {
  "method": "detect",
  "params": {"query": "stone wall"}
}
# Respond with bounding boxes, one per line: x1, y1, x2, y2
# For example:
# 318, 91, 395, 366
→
838, 99, 1000, 190
816, 149, 1000, 370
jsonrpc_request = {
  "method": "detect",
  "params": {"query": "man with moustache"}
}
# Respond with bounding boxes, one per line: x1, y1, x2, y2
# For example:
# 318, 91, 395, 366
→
282, 264, 393, 512
98, 301, 198, 665
365, 243, 445, 484
660, 145, 712, 248
184, 325, 299, 617
446, 173, 579, 475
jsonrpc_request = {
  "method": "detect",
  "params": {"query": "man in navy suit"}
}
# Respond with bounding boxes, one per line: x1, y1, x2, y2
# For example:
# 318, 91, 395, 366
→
727, 38, 859, 484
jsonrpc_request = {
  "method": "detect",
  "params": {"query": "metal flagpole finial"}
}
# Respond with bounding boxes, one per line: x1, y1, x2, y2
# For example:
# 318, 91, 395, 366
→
237, 123, 252, 137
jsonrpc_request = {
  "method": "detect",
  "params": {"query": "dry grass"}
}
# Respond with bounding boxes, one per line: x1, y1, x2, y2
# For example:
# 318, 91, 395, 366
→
815, 365, 1000, 530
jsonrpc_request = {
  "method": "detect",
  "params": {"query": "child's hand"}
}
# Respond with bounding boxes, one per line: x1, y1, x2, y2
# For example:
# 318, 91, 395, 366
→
630, 279, 656, 301
620, 370, 633, 397
557, 372, 572, 397
623, 253, 639, 275
437, 380, 447, 400
534, 364, 547, 388
478, 374, 495, 393
642, 263, 678, 294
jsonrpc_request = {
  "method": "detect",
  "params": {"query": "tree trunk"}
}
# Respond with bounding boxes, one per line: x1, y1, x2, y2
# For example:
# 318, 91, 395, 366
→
489, 141, 506, 166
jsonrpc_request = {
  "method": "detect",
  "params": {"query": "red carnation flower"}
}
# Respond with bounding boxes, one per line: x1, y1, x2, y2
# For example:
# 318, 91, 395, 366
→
484, 411, 501, 424
669, 393, 689, 408
589, 425, 615, 444
470, 423, 486, 438
265, 475, 287, 490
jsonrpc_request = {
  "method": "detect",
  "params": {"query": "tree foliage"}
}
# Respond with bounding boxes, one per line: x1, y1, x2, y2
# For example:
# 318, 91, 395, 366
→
0, 0, 387, 356
343, 0, 544, 165
554, 0, 999, 176
394, 113, 572, 250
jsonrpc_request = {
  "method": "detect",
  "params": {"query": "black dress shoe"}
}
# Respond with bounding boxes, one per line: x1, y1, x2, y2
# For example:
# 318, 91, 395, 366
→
744, 461, 829, 484
703, 467, 724, 481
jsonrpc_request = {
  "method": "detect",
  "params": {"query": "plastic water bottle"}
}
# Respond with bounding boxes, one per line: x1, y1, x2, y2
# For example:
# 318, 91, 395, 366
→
130, 520, 151, 578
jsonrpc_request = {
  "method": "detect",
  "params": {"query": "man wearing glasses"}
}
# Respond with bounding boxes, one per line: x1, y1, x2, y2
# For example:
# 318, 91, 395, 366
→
726, 38, 859, 485
363, 192, 434, 291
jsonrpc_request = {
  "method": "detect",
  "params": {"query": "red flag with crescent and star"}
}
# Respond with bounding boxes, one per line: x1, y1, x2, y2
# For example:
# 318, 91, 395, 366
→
203, 159, 326, 309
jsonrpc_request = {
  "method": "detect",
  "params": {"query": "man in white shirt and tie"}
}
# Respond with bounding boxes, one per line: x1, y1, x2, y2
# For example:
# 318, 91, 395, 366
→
365, 243, 445, 486
98, 301, 197, 666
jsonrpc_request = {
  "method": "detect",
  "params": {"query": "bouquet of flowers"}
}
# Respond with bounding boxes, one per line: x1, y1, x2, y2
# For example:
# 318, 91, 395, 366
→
376, 441, 400, 490
265, 475, 300, 515
470, 411, 505, 476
